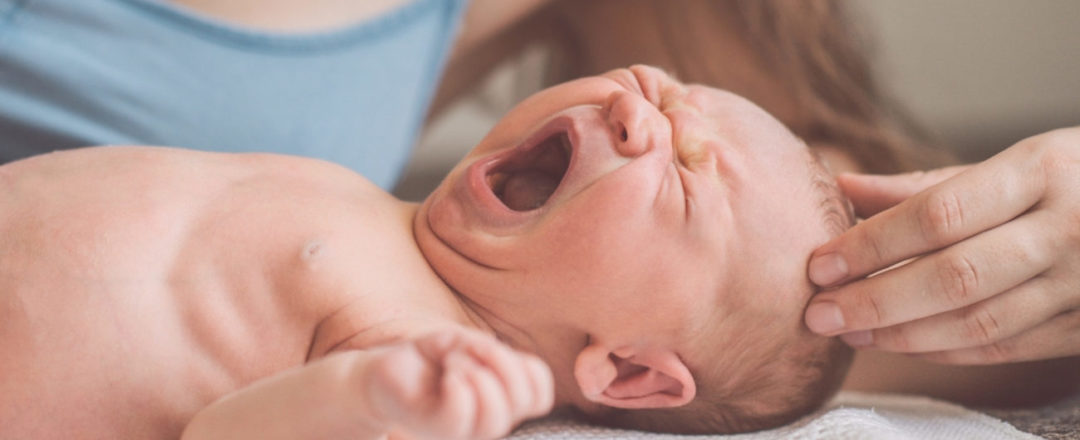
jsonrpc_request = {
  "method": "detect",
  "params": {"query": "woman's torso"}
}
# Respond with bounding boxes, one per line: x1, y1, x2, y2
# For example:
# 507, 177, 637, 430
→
0, 0, 466, 188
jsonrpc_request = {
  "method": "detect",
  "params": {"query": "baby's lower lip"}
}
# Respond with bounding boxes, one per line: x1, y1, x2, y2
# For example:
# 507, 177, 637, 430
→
459, 154, 545, 229
462, 156, 523, 226
486, 132, 571, 212
459, 116, 580, 228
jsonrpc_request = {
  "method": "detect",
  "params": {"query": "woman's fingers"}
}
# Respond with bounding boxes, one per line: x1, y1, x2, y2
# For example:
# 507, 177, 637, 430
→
807, 211, 1055, 335
845, 275, 1065, 352
808, 152, 1041, 288
838, 165, 970, 218
914, 309, 1080, 365
807, 127, 1080, 364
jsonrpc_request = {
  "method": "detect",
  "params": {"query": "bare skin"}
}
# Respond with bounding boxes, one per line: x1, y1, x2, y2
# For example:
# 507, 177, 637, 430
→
11, 0, 1074, 435
158, 0, 1080, 408
0, 147, 551, 439
2, 65, 841, 438
811, 128, 1080, 405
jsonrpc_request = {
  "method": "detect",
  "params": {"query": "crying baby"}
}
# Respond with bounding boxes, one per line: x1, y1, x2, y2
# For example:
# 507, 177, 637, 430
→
0, 66, 853, 439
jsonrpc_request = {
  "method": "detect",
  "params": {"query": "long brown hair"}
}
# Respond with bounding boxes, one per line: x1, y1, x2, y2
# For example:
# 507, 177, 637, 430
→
731, 0, 953, 172
434, 0, 952, 173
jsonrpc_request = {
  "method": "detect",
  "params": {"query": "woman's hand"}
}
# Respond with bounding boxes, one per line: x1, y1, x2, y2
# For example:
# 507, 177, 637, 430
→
804, 127, 1080, 365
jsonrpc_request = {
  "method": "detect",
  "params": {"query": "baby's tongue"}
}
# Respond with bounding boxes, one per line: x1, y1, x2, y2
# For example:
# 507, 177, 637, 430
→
501, 170, 559, 211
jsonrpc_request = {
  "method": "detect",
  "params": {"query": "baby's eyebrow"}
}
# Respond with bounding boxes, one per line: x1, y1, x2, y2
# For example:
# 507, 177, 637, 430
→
603, 68, 647, 97
627, 66, 688, 108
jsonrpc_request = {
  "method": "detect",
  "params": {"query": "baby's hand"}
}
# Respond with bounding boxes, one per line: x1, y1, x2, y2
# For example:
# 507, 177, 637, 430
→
361, 329, 554, 440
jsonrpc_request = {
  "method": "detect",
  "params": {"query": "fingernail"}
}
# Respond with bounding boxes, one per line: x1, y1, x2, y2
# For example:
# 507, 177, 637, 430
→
805, 302, 845, 334
809, 253, 849, 286
840, 330, 873, 347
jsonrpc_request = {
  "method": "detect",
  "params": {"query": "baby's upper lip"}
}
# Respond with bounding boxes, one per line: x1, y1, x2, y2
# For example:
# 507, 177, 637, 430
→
460, 106, 614, 229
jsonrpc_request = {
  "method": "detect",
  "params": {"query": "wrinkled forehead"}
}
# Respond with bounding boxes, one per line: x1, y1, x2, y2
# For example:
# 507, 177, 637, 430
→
678, 84, 799, 146
679, 86, 829, 306
636, 73, 833, 325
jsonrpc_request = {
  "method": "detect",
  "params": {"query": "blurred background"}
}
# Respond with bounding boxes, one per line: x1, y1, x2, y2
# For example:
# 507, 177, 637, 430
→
394, 0, 1080, 200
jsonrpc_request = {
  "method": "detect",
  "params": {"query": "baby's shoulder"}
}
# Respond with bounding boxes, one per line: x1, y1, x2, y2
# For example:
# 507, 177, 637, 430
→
283, 204, 428, 322
286, 209, 462, 362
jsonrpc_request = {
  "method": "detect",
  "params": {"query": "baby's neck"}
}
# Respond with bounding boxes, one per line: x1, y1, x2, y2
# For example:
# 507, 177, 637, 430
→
407, 199, 587, 413
304, 200, 492, 358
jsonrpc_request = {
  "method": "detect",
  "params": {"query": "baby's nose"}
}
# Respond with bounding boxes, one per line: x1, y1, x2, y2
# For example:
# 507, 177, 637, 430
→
604, 90, 666, 158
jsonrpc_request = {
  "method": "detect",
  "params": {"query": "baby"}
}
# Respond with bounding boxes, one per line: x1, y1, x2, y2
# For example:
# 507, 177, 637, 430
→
0, 66, 853, 439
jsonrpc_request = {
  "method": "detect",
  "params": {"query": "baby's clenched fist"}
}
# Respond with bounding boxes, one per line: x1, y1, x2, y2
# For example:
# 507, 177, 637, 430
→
361, 329, 554, 440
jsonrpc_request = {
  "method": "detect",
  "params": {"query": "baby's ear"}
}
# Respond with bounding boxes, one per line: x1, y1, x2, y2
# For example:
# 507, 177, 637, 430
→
573, 343, 696, 409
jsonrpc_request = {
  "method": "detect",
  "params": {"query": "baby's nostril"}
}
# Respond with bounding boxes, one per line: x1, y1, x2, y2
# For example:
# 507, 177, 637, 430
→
619, 125, 628, 142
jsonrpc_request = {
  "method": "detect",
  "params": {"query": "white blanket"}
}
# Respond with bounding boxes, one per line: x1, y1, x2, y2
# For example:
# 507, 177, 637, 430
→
506, 392, 1042, 440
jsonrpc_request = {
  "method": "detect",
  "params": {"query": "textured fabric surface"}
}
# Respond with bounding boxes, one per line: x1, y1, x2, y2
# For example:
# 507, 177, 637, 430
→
986, 392, 1080, 440
506, 392, 1043, 440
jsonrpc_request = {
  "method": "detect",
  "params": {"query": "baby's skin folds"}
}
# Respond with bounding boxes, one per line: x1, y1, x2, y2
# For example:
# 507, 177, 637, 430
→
1, 66, 845, 438
0, 147, 543, 438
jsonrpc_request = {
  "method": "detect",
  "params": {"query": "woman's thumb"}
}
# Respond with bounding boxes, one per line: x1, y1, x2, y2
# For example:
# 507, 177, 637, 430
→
837, 165, 970, 218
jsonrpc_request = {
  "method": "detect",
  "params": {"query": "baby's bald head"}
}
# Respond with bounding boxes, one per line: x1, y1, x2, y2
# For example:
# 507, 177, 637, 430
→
415, 65, 857, 434
585, 150, 856, 434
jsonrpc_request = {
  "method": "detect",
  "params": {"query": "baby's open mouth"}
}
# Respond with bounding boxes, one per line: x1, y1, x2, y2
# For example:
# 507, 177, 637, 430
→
486, 132, 571, 211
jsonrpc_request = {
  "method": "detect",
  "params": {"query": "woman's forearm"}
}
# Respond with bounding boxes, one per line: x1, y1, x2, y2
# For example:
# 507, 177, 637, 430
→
181, 351, 386, 440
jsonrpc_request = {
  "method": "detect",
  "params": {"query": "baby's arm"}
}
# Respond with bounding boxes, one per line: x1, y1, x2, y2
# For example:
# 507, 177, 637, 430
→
181, 329, 554, 440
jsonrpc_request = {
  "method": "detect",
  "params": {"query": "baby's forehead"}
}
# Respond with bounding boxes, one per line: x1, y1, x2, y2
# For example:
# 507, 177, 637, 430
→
680, 85, 776, 124
667, 84, 803, 154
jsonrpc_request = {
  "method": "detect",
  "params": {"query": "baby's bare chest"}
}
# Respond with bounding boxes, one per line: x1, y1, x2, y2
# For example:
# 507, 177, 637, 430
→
0, 151, 414, 437
0, 200, 323, 437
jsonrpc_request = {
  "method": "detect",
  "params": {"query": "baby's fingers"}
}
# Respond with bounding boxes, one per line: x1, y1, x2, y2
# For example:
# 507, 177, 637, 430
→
464, 339, 534, 415
413, 330, 461, 361
427, 355, 477, 439
448, 350, 513, 439
424, 329, 552, 420
410, 328, 553, 437
522, 353, 555, 417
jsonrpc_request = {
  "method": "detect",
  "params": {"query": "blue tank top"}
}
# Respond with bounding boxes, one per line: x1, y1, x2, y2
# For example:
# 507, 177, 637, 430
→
0, 0, 466, 188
